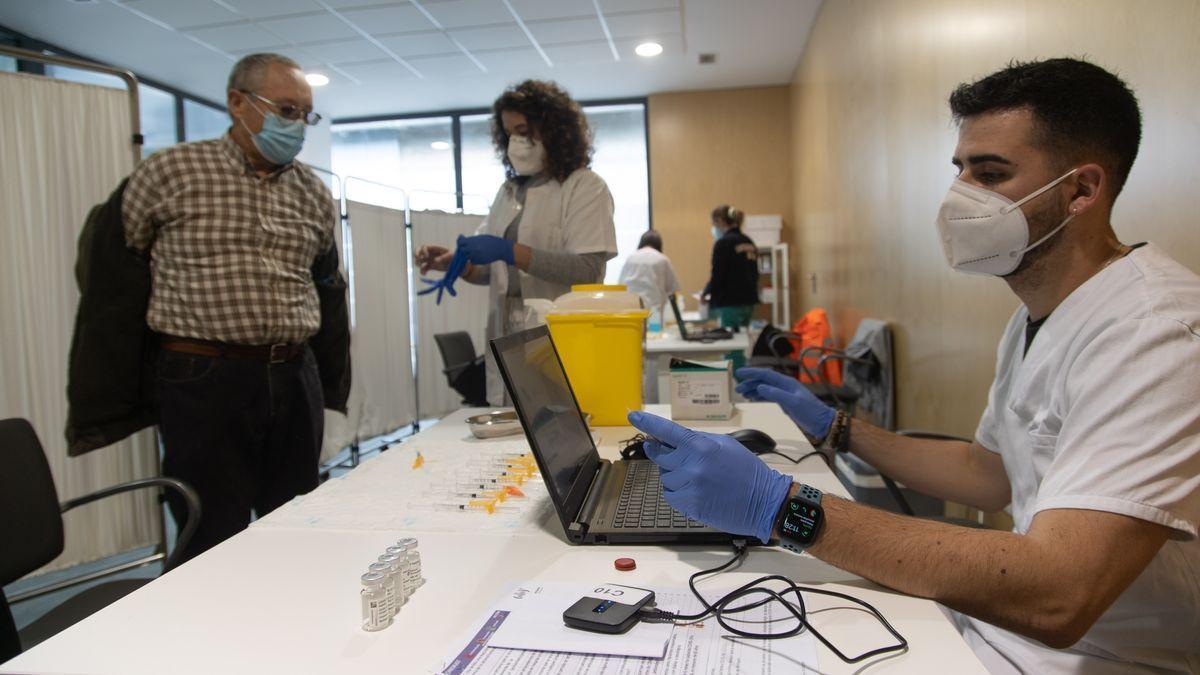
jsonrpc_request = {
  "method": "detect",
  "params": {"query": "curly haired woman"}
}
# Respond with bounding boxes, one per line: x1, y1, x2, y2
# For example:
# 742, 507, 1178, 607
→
415, 80, 617, 404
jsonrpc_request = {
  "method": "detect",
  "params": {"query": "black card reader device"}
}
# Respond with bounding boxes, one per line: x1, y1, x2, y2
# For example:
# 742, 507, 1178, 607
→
563, 585, 656, 634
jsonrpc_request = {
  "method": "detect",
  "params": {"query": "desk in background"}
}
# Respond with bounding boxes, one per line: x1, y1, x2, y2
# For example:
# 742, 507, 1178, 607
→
1, 405, 984, 675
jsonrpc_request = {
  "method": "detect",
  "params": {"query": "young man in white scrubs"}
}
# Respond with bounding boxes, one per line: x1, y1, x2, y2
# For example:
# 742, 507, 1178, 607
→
618, 230, 681, 316
624, 58, 1200, 673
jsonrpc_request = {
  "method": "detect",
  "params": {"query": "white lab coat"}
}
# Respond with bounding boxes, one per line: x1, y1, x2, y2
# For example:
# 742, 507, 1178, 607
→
954, 243, 1200, 674
477, 168, 617, 404
618, 245, 681, 312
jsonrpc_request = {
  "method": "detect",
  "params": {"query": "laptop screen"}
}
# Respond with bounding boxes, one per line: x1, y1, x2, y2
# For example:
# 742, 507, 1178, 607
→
490, 326, 600, 519
667, 294, 690, 339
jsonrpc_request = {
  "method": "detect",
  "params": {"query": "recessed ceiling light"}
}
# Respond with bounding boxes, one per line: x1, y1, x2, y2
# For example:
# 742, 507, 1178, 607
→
305, 73, 330, 87
430, 141, 451, 150
635, 41, 663, 58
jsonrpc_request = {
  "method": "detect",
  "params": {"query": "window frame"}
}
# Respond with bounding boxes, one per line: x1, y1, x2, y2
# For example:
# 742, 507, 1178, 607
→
332, 97, 652, 226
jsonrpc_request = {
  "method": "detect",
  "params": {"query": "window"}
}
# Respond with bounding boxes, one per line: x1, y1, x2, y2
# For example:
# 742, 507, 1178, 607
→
584, 104, 649, 283
0, 55, 15, 73
139, 84, 177, 158
460, 113, 504, 214
331, 117, 456, 212
184, 99, 228, 142
330, 101, 650, 278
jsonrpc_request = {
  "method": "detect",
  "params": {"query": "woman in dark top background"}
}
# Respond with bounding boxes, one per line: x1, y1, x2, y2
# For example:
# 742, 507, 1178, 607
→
703, 204, 759, 331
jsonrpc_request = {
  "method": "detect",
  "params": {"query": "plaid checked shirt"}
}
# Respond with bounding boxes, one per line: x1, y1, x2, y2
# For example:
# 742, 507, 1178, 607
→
123, 132, 337, 345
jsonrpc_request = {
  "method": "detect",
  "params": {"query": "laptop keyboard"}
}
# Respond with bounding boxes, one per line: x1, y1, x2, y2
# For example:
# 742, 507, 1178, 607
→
612, 461, 707, 529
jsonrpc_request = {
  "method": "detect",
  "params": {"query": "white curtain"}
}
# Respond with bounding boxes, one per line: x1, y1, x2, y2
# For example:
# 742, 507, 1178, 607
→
0, 73, 159, 574
410, 210, 489, 418
322, 201, 416, 459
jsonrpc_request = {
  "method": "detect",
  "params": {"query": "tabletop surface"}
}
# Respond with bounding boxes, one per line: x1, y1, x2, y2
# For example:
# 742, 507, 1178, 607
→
2, 404, 984, 675
645, 331, 752, 353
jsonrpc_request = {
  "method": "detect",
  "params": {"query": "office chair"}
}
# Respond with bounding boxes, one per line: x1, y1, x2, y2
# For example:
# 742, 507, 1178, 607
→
433, 331, 488, 407
0, 418, 200, 660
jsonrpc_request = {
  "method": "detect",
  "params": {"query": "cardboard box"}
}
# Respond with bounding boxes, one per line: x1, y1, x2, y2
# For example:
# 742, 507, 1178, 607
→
669, 358, 734, 420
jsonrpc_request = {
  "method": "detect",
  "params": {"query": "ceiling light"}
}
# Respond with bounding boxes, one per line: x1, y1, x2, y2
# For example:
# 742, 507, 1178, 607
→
430, 141, 451, 150
305, 73, 330, 87
635, 41, 663, 58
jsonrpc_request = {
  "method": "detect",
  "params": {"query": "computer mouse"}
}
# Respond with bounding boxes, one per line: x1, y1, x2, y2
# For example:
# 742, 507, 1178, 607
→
727, 428, 777, 455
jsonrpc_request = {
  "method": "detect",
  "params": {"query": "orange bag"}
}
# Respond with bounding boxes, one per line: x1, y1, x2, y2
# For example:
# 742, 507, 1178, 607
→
788, 308, 843, 386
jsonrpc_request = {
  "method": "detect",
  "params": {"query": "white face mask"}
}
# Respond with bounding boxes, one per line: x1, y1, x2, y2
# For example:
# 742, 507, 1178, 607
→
936, 168, 1077, 276
507, 135, 546, 176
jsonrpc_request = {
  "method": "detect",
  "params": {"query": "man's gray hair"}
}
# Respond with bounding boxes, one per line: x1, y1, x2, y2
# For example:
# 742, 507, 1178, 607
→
227, 53, 302, 92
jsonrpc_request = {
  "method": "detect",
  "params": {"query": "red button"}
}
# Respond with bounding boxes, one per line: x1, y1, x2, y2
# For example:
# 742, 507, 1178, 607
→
614, 557, 636, 571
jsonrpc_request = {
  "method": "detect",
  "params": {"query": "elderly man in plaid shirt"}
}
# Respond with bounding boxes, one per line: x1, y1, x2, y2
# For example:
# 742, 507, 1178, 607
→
122, 53, 339, 563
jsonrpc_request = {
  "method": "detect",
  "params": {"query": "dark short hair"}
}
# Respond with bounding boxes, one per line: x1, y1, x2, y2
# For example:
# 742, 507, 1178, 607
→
948, 58, 1142, 200
491, 80, 593, 183
638, 230, 663, 252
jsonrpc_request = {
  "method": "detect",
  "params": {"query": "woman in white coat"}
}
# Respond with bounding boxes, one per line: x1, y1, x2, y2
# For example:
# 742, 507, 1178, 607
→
415, 80, 617, 404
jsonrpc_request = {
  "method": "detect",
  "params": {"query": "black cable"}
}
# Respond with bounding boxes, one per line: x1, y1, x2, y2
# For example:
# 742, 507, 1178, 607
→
761, 449, 831, 468
640, 542, 908, 664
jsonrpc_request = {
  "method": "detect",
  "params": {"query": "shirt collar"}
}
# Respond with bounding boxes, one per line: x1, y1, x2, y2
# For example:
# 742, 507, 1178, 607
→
219, 130, 293, 179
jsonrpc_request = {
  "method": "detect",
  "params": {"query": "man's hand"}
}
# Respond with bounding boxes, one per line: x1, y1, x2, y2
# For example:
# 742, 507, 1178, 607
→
456, 234, 515, 266
627, 411, 793, 543
735, 367, 836, 440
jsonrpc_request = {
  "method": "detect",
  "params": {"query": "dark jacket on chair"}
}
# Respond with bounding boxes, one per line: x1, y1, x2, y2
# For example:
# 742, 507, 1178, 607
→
64, 180, 351, 456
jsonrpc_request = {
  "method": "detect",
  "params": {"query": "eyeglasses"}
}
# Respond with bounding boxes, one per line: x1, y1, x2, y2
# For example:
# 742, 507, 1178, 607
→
242, 91, 322, 126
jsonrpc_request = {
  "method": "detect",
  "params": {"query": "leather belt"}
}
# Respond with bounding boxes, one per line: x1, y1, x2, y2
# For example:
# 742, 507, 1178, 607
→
160, 336, 306, 364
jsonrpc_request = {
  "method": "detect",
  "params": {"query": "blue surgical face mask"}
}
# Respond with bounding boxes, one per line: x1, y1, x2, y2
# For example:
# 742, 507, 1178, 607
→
711, 226, 723, 240
243, 101, 305, 165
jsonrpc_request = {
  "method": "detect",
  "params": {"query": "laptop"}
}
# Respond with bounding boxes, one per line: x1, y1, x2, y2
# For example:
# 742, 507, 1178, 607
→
668, 295, 732, 343
490, 325, 732, 545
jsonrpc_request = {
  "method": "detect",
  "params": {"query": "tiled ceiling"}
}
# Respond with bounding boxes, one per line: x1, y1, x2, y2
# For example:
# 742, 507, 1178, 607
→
0, 0, 821, 118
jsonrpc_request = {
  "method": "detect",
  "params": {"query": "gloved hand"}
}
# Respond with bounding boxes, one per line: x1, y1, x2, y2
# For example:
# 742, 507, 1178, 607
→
735, 367, 835, 441
456, 234, 515, 266
627, 411, 793, 544
417, 248, 469, 304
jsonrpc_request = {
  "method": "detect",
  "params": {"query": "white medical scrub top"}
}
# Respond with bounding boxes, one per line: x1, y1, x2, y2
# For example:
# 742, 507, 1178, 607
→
956, 243, 1200, 674
618, 245, 681, 311
478, 168, 617, 404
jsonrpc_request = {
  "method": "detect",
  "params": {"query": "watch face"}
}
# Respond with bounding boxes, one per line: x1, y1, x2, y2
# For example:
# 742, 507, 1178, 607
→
781, 498, 822, 545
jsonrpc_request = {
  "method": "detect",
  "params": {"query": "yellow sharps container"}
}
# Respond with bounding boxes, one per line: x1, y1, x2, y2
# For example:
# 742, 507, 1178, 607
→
545, 285, 648, 425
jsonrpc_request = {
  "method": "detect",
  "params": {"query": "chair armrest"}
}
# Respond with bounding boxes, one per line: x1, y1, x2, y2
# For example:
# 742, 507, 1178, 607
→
896, 429, 973, 444
61, 478, 201, 571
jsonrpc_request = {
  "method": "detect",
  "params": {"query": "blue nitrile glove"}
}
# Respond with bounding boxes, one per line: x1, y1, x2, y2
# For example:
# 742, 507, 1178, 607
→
456, 234, 515, 266
734, 367, 836, 441
627, 411, 793, 544
417, 248, 469, 304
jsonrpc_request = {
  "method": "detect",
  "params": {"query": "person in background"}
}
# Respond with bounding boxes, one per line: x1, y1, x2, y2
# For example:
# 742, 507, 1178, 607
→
703, 204, 759, 330
618, 230, 681, 326
628, 58, 1200, 673
415, 79, 617, 404
120, 53, 349, 564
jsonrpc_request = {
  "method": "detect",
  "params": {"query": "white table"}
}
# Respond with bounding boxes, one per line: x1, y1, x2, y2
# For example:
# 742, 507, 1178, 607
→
2, 405, 984, 675
644, 331, 753, 403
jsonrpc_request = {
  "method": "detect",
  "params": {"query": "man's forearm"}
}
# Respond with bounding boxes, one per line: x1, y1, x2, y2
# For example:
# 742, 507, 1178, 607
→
791, 492, 1082, 647
845, 420, 1009, 511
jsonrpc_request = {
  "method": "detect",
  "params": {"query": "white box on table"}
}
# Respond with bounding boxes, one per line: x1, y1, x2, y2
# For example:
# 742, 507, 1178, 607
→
669, 358, 734, 420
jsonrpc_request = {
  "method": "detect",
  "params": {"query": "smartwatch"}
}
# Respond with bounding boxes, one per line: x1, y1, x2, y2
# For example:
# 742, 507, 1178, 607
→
777, 484, 824, 553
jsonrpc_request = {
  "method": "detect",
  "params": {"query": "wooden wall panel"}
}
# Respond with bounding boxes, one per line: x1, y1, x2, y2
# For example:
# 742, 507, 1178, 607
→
790, 0, 1200, 438
648, 86, 794, 310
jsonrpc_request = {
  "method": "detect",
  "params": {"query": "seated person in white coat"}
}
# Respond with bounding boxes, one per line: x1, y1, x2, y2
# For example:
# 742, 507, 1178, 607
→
415, 80, 617, 404
625, 58, 1200, 674
618, 230, 680, 315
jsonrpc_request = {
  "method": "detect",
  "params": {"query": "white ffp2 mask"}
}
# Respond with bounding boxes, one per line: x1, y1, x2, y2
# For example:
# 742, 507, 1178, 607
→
507, 135, 546, 176
936, 168, 1077, 276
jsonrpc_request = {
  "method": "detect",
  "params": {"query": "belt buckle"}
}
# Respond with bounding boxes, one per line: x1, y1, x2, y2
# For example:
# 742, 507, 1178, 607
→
268, 343, 290, 364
